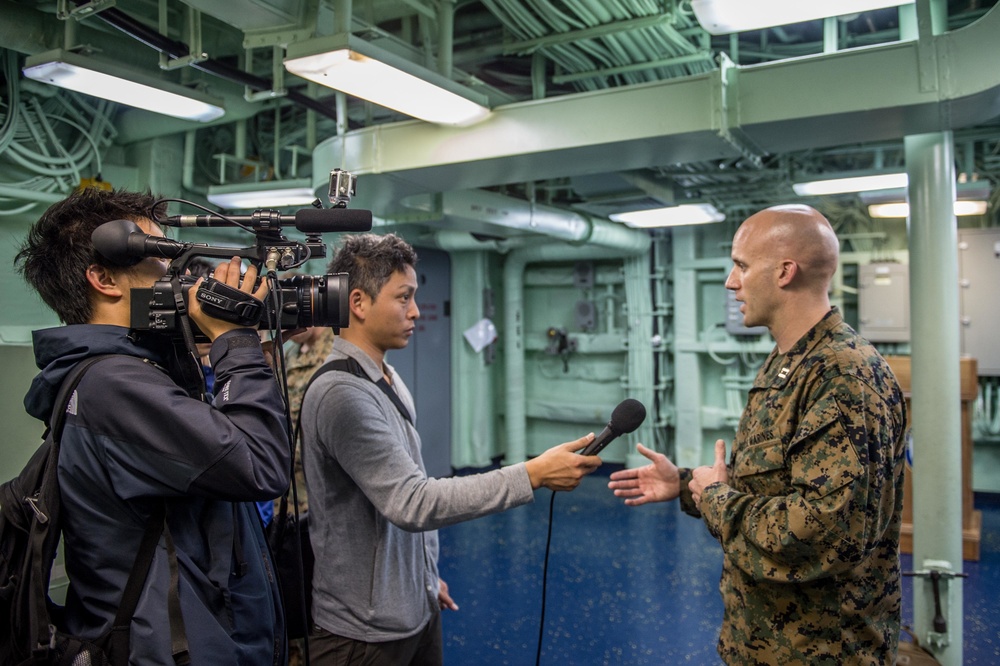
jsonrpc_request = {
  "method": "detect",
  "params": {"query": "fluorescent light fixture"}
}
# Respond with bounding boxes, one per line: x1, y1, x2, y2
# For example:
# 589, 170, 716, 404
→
868, 200, 989, 218
206, 179, 317, 209
22, 49, 225, 122
285, 33, 490, 126
691, 0, 915, 35
610, 204, 725, 228
793, 172, 908, 197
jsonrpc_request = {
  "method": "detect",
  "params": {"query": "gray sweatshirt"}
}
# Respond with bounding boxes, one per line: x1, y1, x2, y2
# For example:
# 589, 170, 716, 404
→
301, 337, 535, 642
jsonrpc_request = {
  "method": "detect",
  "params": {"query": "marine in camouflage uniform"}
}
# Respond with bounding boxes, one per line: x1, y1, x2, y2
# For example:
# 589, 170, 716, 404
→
679, 308, 907, 665
280, 326, 335, 515
609, 205, 907, 665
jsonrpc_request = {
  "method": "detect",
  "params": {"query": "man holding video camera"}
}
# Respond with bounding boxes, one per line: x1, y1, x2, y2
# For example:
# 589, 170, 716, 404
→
15, 187, 290, 664
301, 233, 602, 665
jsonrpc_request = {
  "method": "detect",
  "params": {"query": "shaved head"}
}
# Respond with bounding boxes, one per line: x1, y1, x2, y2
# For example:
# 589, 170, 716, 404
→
726, 204, 840, 350
737, 204, 839, 293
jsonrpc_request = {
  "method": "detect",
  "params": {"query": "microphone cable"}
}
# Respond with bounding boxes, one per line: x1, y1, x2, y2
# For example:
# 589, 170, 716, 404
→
535, 490, 558, 666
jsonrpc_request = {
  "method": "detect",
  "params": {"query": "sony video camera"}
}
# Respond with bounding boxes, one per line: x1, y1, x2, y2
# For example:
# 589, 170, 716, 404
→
91, 170, 372, 337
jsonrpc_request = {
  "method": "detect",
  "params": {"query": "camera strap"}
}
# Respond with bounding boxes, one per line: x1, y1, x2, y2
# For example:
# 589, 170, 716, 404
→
169, 274, 208, 401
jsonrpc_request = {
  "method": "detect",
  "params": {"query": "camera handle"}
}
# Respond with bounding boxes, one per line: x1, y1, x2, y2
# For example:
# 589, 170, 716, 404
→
196, 278, 265, 327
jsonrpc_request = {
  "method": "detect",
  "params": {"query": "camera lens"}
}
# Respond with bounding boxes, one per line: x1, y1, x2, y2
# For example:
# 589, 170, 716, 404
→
273, 273, 350, 329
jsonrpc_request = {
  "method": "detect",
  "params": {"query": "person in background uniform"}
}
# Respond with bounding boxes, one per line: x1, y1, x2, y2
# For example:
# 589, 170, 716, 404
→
281, 326, 335, 513
608, 204, 907, 665
301, 233, 602, 666
15, 188, 289, 664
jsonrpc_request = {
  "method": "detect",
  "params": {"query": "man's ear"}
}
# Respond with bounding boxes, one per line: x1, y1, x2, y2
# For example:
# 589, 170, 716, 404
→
348, 287, 368, 321
776, 259, 798, 288
85, 264, 124, 298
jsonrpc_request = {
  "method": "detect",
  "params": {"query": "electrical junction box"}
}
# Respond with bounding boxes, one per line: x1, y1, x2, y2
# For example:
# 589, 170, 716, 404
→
858, 262, 910, 343
724, 289, 767, 337
958, 228, 1000, 375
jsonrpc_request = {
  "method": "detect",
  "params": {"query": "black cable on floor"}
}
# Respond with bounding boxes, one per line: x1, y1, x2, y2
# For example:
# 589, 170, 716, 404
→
535, 490, 557, 666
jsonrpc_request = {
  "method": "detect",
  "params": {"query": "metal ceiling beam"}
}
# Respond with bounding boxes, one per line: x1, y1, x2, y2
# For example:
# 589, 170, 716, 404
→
313, 5, 1000, 216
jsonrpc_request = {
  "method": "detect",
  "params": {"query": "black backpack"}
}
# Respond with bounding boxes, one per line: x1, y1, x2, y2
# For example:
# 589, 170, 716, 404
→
0, 355, 188, 666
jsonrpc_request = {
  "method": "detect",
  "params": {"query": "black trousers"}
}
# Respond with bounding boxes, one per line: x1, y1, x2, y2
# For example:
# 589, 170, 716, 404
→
308, 611, 443, 666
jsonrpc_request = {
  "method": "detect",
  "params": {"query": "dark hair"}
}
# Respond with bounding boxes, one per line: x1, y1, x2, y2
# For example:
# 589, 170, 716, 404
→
327, 233, 417, 301
14, 188, 166, 324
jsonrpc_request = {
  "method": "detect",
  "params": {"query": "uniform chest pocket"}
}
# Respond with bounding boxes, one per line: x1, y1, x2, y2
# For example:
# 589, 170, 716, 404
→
732, 439, 786, 478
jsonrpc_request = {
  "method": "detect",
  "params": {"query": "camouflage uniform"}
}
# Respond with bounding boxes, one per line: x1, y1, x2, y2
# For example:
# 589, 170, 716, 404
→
680, 308, 907, 665
280, 327, 335, 515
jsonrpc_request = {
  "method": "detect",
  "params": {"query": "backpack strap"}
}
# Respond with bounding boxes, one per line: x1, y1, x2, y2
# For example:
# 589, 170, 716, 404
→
312, 357, 413, 425
103, 504, 190, 666
29, 354, 117, 658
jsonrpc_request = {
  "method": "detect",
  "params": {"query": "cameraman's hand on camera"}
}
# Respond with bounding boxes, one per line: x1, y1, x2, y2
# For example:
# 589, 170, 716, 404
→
188, 257, 269, 341
524, 434, 601, 491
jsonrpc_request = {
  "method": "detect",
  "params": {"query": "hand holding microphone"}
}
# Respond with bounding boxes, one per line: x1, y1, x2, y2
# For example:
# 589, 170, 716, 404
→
581, 398, 647, 456
523, 398, 647, 491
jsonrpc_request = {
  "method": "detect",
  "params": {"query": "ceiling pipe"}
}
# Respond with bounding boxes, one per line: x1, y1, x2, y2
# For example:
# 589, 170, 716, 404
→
400, 189, 649, 248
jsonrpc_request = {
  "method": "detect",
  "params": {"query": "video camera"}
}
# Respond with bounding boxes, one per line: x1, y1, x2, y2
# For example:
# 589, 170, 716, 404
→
91, 170, 372, 337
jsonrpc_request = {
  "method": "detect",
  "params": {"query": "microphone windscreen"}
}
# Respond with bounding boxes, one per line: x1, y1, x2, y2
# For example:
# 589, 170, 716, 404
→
295, 207, 373, 233
611, 398, 646, 433
92, 219, 143, 267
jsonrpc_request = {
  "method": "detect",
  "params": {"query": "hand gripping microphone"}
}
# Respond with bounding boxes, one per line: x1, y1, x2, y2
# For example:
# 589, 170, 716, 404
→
581, 398, 647, 456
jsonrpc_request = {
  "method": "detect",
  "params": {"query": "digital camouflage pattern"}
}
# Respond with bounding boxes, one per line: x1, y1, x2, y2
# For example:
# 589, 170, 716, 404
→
681, 308, 907, 665
279, 327, 335, 515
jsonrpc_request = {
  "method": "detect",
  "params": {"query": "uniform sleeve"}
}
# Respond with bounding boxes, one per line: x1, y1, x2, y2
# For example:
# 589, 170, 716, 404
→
698, 375, 893, 583
314, 377, 533, 532
87, 330, 290, 501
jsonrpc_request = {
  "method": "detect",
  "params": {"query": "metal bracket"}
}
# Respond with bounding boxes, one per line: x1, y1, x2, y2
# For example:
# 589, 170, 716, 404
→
903, 559, 968, 649
56, 0, 116, 21
245, 46, 288, 102
714, 52, 766, 169
158, 1, 208, 71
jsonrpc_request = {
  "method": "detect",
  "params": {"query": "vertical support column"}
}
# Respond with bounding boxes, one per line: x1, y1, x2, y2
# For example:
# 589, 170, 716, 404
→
672, 227, 703, 467
450, 251, 497, 468
905, 131, 963, 666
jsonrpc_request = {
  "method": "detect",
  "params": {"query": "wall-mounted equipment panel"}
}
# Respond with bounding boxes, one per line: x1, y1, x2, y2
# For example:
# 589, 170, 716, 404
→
958, 228, 1000, 376
858, 262, 911, 343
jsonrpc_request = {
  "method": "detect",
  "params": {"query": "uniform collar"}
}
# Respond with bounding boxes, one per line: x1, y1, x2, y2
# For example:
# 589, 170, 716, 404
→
756, 307, 842, 388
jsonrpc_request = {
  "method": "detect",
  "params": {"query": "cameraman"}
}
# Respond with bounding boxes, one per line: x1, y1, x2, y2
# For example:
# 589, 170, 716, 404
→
15, 188, 290, 664
301, 233, 601, 665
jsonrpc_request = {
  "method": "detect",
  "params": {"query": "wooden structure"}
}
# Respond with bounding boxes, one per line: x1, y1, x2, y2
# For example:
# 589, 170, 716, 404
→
886, 355, 981, 561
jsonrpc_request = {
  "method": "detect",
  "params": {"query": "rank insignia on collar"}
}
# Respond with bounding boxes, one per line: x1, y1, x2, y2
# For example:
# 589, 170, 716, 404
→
778, 366, 790, 379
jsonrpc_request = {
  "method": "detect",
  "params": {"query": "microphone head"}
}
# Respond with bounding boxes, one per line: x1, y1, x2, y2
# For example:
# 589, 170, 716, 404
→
611, 398, 646, 434
294, 207, 373, 233
92, 219, 144, 267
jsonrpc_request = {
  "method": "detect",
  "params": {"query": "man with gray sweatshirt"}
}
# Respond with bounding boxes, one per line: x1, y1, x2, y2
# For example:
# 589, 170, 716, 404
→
301, 233, 601, 665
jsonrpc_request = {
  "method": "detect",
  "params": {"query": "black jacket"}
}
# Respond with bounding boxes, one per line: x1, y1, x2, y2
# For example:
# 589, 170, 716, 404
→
25, 324, 289, 665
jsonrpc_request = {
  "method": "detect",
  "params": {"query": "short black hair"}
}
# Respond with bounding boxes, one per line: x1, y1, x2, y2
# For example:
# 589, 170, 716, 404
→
328, 233, 418, 301
14, 188, 165, 324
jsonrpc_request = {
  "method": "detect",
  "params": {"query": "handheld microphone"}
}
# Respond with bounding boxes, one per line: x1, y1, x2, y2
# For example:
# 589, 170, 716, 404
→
92, 219, 192, 266
581, 398, 646, 456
